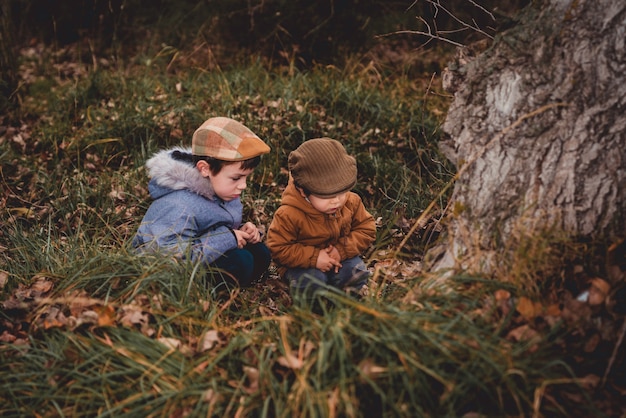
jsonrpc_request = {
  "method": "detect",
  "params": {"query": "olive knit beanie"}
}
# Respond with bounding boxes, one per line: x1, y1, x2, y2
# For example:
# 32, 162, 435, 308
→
288, 138, 357, 197
192, 117, 270, 161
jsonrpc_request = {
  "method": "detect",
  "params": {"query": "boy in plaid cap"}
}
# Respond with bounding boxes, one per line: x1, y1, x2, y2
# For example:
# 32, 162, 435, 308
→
266, 138, 376, 309
133, 117, 271, 290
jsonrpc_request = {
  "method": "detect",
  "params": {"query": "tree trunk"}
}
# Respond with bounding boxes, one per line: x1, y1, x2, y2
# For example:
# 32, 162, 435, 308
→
431, 0, 626, 274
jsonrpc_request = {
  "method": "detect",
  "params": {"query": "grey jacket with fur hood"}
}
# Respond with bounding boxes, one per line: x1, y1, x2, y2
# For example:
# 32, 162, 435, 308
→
132, 147, 241, 263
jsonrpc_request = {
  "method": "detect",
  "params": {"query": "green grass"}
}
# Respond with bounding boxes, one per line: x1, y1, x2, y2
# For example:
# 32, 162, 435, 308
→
0, 36, 611, 418
1, 270, 592, 417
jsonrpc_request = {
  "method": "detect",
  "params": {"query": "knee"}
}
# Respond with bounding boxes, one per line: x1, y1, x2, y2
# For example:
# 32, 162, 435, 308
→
288, 269, 327, 297
251, 243, 271, 269
216, 249, 255, 287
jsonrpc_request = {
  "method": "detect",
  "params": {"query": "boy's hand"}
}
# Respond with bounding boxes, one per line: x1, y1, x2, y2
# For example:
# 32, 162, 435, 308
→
240, 222, 262, 244
233, 229, 251, 248
325, 245, 341, 264
316, 246, 342, 273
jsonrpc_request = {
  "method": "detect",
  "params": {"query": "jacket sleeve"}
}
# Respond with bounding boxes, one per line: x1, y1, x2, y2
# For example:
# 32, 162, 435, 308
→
335, 195, 376, 260
192, 225, 238, 264
134, 199, 237, 264
266, 208, 320, 269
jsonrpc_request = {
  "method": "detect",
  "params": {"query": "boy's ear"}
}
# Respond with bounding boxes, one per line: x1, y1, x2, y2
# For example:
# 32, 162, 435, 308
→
196, 160, 211, 177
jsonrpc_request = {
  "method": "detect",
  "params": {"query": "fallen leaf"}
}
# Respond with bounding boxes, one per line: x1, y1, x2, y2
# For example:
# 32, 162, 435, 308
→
515, 297, 542, 320
359, 358, 388, 380
561, 296, 592, 325
0, 330, 16, 343
158, 337, 182, 350
242, 366, 260, 393
199, 330, 221, 352
203, 388, 222, 403
94, 305, 116, 327
544, 303, 561, 316
506, 324, 541, 351
118, 304, 155, 336
583, 333, 600, 353
277, 352, 304, 369
42, 306, 73, 329
588, 278, 610, 306
494, 289, 511, 301
75, 310, 99, 327
27, 275, 54, 297
0, 271, 8, 289
494, 289, 513, 316
67, 293, 100, 317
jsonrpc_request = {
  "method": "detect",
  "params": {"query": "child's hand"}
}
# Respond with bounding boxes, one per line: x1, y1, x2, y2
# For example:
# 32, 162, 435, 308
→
233, 229, 251, 248
316, 246, 342, 273
325, 245, 341, 264
240, 222, 262, 244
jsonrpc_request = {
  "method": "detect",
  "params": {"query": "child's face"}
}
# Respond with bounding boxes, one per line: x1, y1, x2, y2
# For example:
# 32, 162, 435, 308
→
204, 162, 254, 201
301, 190, 349, 215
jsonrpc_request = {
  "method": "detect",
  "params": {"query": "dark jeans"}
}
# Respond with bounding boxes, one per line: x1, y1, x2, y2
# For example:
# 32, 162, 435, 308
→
212, 242, 271, 288
285, 256, 370, 303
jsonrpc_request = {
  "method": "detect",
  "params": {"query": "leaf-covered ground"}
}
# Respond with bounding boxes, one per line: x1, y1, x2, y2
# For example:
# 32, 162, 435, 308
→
1, 36, 625, 417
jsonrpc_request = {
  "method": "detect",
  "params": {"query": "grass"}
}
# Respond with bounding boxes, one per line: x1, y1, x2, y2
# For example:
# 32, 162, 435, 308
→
1, 271, 592, 417
0, 29, 619, 418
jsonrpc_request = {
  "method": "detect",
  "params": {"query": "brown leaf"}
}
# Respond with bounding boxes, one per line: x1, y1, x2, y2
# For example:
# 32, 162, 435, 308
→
199, 330, 221, 352
118, 304, 155, 337
544, 303, 561, 316
67, 293, 100, 317
202, 388, 223, 403
242, 366, 260, 394
561, 295, 592, 325
42, 306, 74, 329
1, 290, 29, 310
359, 358, 388, 380
583, 333, 600, 353
18, 275, 54, 299
494, 289, 511, 301
75, 310, 99, 327
588, 278, 610, 306
494, 289, 512, 316
94, 305, 116, 327
118, 305, 147, 326
158, 337, 182, 350
515, 297, 542, 320
0, 330, 16, 343
276, 352, 304, 369
506, 324, 541, 352
0, 271, 9, 289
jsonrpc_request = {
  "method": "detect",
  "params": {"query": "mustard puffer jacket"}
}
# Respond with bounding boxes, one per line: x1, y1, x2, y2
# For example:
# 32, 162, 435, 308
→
266, 180, 376, 277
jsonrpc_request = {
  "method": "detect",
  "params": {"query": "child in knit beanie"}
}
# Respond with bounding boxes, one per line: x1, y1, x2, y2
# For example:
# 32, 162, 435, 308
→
266, 138, 376, 310
133, 117, 271, 292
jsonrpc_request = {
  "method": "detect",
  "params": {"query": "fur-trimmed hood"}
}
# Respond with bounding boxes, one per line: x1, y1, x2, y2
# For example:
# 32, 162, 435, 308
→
133, 147, 243, 264
146, 147, 215, 200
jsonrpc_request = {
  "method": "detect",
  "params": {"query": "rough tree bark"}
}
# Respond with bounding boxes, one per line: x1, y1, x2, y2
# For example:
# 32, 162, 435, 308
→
431, 0, 626, 274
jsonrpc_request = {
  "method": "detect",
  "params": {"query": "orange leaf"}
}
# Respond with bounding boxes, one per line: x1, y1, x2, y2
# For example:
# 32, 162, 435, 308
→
516, 297, 542, 320
544, 303, 561, 316
588, 278, 610, 306
94, 305, 116, 327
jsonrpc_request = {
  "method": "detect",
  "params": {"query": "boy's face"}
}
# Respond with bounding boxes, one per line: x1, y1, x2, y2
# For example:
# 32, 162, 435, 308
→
200, 161, 253, 201
300, 190, 349, 215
